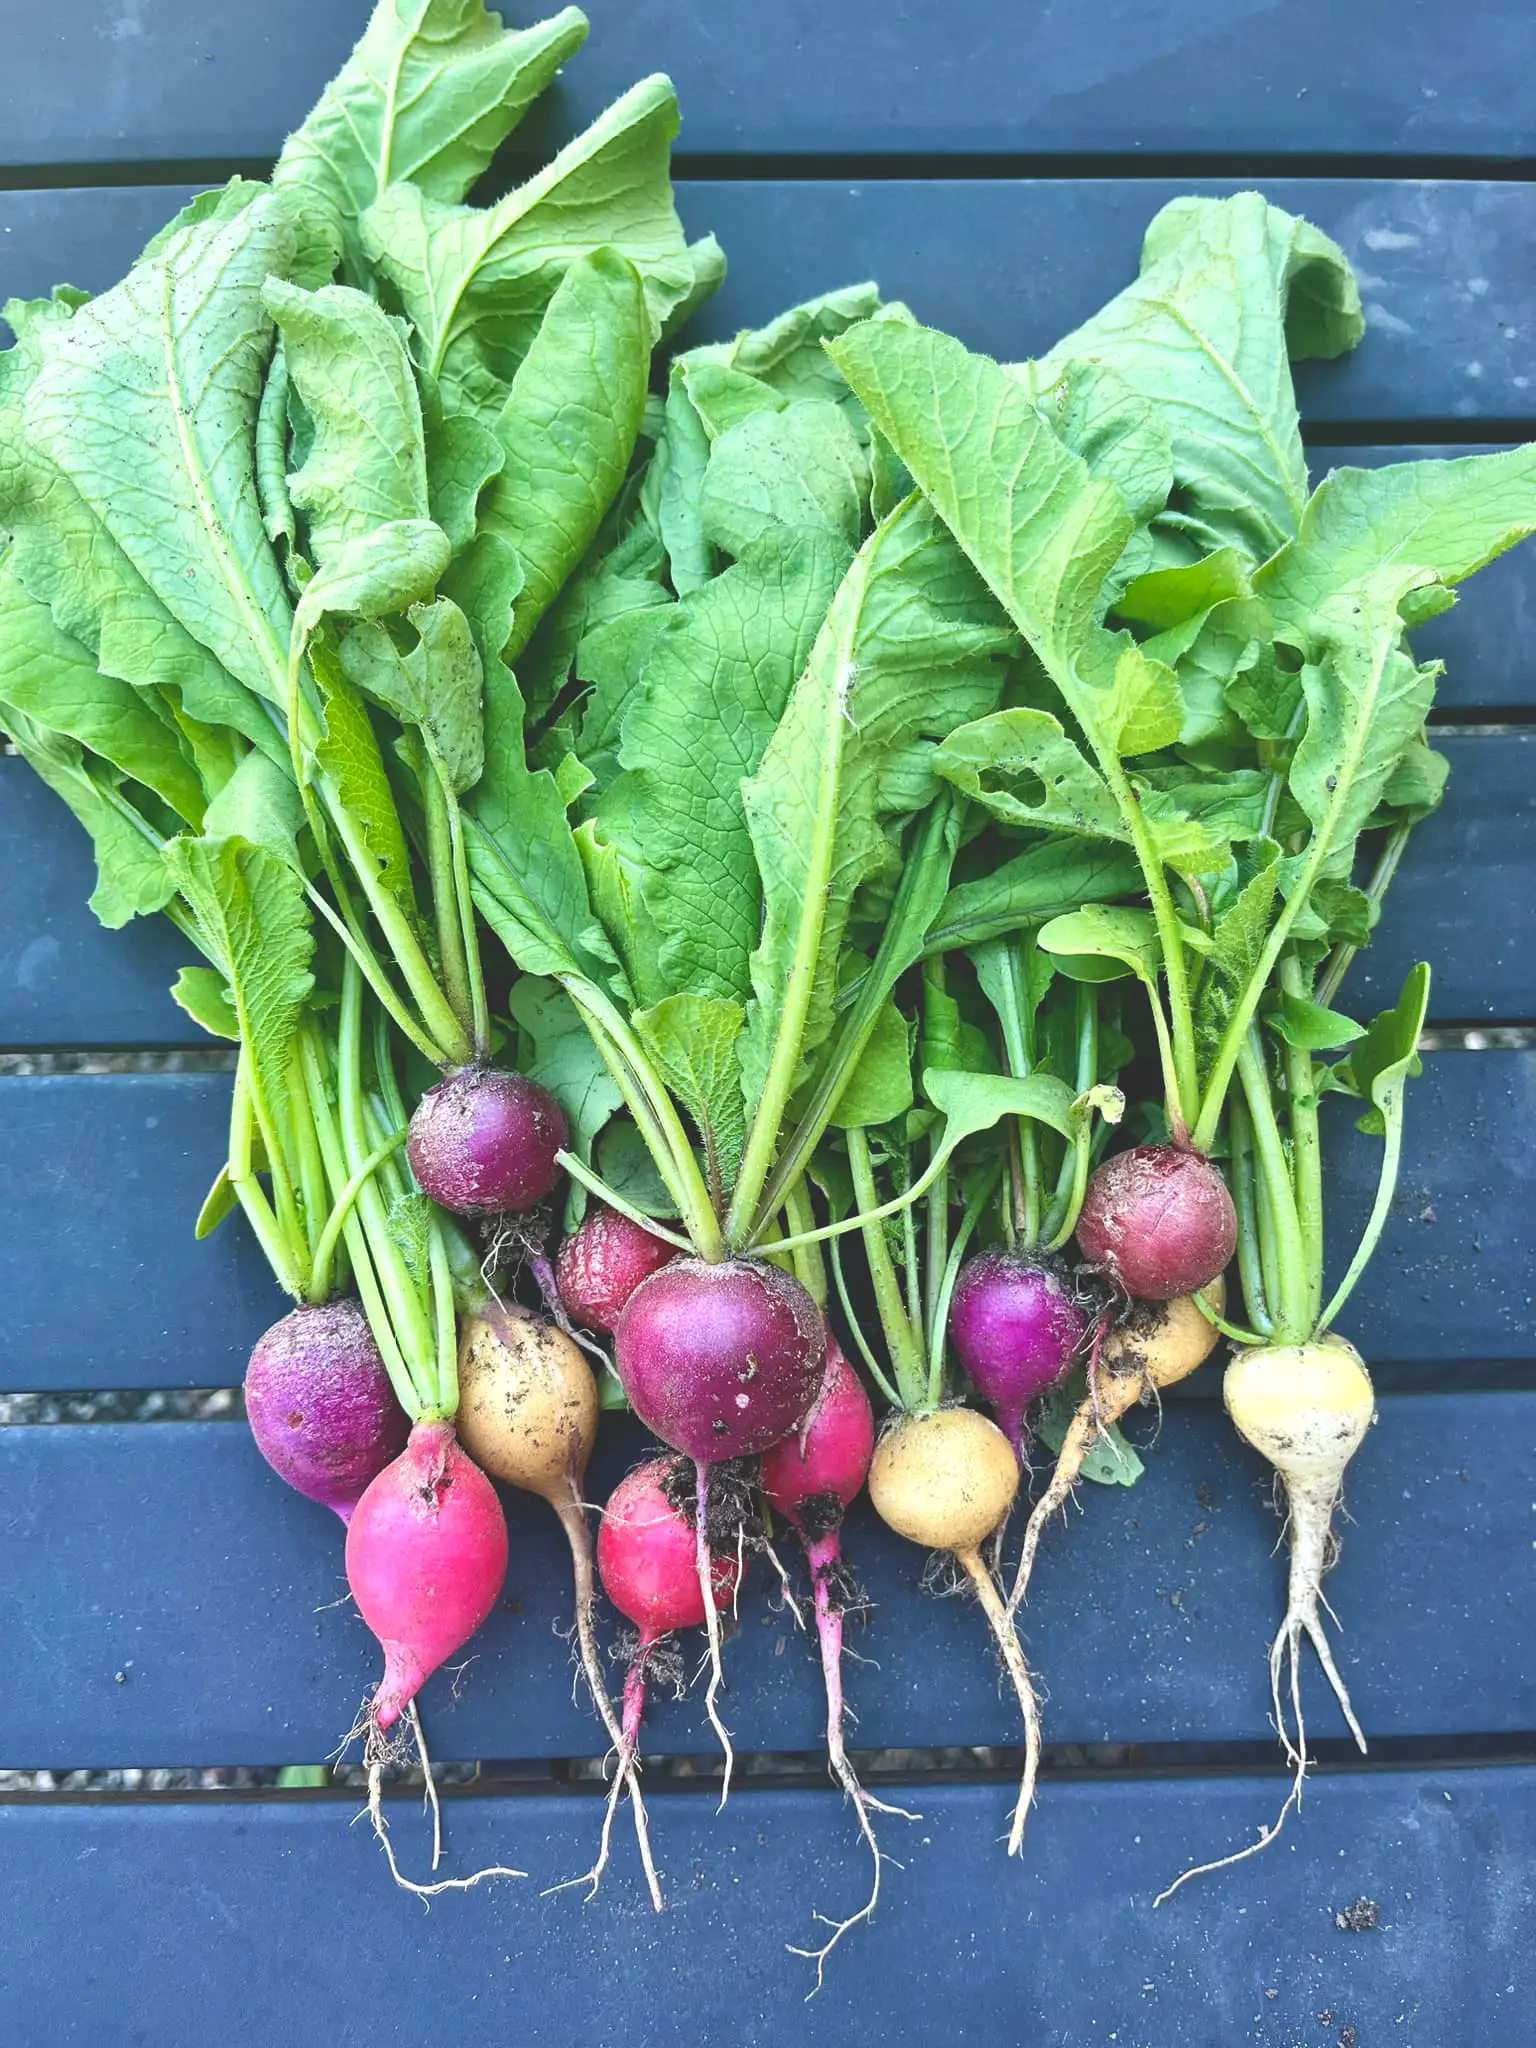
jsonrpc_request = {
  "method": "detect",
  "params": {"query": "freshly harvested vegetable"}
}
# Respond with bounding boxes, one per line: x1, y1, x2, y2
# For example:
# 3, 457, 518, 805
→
761, 1341, 903, 1981
1074, 1144, 1237, 1301
948, 1249, 1086, 1458
244, 1299, 408, 1521
408, 1067, 570, 1217
456, 1301, 661, 1907
557, 1205, 678, 1332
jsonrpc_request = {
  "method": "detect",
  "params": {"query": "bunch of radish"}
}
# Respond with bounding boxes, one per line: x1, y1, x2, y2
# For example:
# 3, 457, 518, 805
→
9, 0, 1536, 1971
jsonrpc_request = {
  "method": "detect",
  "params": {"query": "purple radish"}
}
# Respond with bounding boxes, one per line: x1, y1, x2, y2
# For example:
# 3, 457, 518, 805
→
244, 1300, 408, 1521
948, 1249, 1087, 1458
614, 1255, 824, 1795
1075, 1143, 1237, 1301
761, 1341, 901, 1978
406, 1067, 569, 1217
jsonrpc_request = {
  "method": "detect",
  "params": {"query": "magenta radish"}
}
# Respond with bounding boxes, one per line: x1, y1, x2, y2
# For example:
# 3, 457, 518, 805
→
406, 1066, 569, 1216
595, 1457, 742, 1847
762, 1342, 906, 1981
345, 1421, 509, 1734
948, 1249, 1086, 1458
557, 1205, 678, 1333
244, 1300, 408, 1520
1075, 1144, 1237, 1300
614, 1255, 823, 1792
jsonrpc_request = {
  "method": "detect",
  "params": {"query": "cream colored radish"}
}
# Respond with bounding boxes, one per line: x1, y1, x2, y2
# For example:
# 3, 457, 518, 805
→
457, 1304, 661, 1910
869, 1407, 1043, 1855
1156, 1332, 1376, 1904
1009, 1277, 1225, 1617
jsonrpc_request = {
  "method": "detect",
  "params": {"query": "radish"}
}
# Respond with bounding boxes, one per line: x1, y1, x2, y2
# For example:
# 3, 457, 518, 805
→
1009, 1280, 1225, 1616
455, 1301, 662, 1908
614, 1255, 825, 1795
761, 1341, 907, 1979
868, 1406, 1044, 1854
948, 1249, 1087, 1460
557, 1204, 679, 1333
406, 1066, 570, 1217
595, 1456, 743, 1866
1075, 1143, 1237, 1300
244, 1299, 408, 1521
346, 1421, 510, 1734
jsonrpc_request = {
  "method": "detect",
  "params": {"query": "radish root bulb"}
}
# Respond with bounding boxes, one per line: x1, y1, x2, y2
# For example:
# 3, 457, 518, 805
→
869, 1407, 1041, 1855
1156, 1334, 1375, 1905
455, 1303, 662, 1912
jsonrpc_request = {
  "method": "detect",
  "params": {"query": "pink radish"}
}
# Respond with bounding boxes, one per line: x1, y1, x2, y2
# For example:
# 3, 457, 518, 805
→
244, 1299, 407, 1520
557, 1205, 678, 1333
762, 1341, 906, 1982
406, 1067, 569, 1216
614, 1255, 824, 1794
345, 1421, 509, 1734
1075, 1143, 1237, 1300
595, 1456, 742, 1857
947, 1249, 1086, 1459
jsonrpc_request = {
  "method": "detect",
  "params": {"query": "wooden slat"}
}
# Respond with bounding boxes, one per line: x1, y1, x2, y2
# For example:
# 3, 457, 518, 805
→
0, 1392, 1529, 1766
1353, 734, 1536, 1023
0, 1075, 287, 1391
0, 1050, 1526, 1393
2, 1766, 1531, 2041
0, 760, 201, 1045
4, 178, 1536, 428
1, 0, 1534, 168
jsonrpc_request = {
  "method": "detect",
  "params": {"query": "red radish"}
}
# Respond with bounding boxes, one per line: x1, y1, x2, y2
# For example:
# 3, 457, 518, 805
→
406, 1067, 569, 1216
244, 1300, 407, 1520
614, 1255, 824, 1794
948, 1249, 1086, 1458
596, 1457, 742, 1850
557, 1205, 678, 1333
762, 1342, 904, 1982
1075, 1143, 1237, 1300
345, 1421, 509, 1733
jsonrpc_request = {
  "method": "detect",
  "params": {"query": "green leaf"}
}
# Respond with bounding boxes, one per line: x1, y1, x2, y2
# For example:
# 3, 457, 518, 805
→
1020, 356, 1173, 529
607, 530, 850, 1004
476, 247, 652, 663
633, 994, 748, 1182
162, 832, 315, 1148
22, 194, 298, 710
171, 965, 241, 1040
925, 838, 1143, 954
740, 495, 1011, 1101
594, 1119, 675, 1219
1380, 737, 1449, 822
647, 366, 716, 595
0, 695, 176, 928
509, 974, 623, 1162
362, 77, 695, 418
1117, 547, 1253, 631
1272, 990, 1366, 1051
699, 399, 871, 559
0, 563, 204, 823
312, 655, 422, 923
1032, 194, 1363, 560
194, 1164, 240, 1239
419, 371, 504, 555
201, 746, 306, 865
922, 1066, 1078, 1149
934, 708, 1123, 838
693, 283, 885, 406
1339, 963, 1430, 1137
828, 1001, 914, 1131
1038, 905, 1161, 986
273, 0, 588, 274
341, 596, 484, 792
1099, 644, 1183, 757
1262, 447, 1536, 620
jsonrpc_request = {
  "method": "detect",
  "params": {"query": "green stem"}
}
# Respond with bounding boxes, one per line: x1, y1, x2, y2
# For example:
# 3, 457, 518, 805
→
285, 1041, 331, 1277
554, 1151, 696, 1252
782, 1182, 826, 1310
1097, 754, 1199, 1127
990, 937, 1043, 1242
228, 1047, 305, 1297
830, 1233, 902, 1409
422, 763, 475, 1050
305, 883, 443, 1065
1043, 984, 1099, 1251
1229, 1096, 1274, 1339
308, 1127, 407, 1305
299, 1029, 423, 1417
848, 1129, 926, 1411
1316, 819, 1412, 1010
926, 1159, 1002, 1408
1237, 1030, 1309, 1344
1317, 1096, 1406, 1333
441, 770, 491, 1057
426, 1216, 460, 1423
1139, 971, 1188, 1148
1280, 954, 1325, 1329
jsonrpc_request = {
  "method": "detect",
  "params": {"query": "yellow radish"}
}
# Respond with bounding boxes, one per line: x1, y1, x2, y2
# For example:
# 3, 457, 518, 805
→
456, 1303, 661, 1910
869, 1407, 1043, 1854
